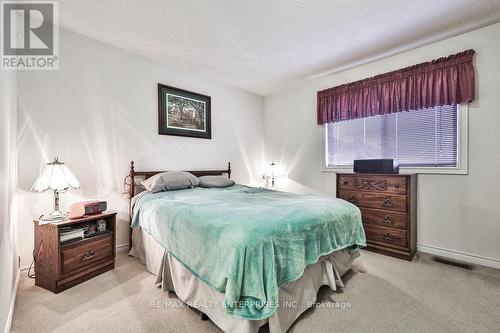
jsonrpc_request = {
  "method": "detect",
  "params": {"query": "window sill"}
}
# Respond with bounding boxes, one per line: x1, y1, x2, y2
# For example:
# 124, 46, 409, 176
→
321, 166, 468, 175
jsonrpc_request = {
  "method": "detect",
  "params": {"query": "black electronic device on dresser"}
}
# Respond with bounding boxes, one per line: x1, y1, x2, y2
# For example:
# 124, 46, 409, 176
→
353, 159, 399, 174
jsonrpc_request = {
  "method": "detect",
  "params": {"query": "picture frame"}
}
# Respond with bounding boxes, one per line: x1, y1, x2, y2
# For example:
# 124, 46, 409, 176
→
158, 83, 212, 139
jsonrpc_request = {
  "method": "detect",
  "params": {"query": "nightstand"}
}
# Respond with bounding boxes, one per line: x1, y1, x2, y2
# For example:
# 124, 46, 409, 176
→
34, 212, 116, 293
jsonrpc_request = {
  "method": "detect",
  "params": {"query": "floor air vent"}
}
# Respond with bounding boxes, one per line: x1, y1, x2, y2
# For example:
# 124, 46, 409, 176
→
432, 256, 472, 270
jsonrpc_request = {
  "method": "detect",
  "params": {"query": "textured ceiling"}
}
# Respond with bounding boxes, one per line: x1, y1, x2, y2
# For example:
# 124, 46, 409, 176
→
58, 0, 500, 95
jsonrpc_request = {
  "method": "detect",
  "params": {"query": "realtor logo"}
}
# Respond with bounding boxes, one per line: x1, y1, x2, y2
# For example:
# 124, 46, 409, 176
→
1, 0, 59, 70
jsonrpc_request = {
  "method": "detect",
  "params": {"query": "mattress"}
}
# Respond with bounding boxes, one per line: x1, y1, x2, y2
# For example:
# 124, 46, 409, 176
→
130, 228, 359, 333
131, 185, 365, 320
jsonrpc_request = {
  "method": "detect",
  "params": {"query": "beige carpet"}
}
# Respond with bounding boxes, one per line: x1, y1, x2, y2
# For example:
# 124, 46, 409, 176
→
11, 250, 500, 333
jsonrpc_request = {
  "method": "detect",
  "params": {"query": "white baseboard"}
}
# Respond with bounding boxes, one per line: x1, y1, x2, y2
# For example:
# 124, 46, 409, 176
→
417, 244, 500, 270
4, 269, 20, 333
116, 243, 130, 253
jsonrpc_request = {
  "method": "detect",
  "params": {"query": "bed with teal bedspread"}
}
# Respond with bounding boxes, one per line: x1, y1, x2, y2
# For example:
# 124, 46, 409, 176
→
131, 185, 365, 320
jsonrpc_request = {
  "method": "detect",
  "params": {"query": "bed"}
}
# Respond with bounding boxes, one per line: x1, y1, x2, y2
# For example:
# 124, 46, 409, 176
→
126, 161, 366, 332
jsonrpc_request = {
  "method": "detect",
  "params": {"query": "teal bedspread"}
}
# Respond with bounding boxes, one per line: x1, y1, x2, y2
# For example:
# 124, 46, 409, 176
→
132, 185, 365, 320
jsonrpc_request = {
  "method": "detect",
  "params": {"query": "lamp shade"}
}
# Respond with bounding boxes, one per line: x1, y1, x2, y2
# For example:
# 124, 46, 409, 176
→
31, 157, 80, 193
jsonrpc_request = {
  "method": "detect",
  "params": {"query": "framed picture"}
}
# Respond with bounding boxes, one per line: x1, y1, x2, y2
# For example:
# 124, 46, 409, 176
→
158, 84, 211, 139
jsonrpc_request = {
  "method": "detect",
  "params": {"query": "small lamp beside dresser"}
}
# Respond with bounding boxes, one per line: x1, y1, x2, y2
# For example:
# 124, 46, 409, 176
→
31, 157, 81, 222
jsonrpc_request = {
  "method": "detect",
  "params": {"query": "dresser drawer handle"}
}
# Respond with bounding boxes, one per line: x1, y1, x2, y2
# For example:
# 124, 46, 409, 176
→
395, 184, 400, 188
81, 250, 96, 262
383, 199, 393, 207
382, 216, 393, 224
348, 195, 358, 204
383, 233, 394, 241
343, 181, 349, 185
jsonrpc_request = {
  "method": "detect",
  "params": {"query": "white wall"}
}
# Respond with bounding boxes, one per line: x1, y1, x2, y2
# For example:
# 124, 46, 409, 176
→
16, 28, 265, 267
0, 69, 18, 331
264, 23, 500, 266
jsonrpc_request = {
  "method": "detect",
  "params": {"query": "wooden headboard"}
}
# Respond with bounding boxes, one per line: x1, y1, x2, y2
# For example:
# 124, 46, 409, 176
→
126, 160, 231, 249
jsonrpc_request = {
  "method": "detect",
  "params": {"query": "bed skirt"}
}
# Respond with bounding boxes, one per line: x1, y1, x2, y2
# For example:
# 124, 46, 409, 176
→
130, 228, 359, 333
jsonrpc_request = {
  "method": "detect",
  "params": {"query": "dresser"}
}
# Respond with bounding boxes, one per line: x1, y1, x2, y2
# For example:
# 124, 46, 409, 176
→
34, 212, 116, 293
336, 173, 417, 260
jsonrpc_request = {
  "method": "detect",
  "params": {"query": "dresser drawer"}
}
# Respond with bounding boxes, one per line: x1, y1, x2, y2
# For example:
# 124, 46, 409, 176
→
364, 224, 407, 248
338, 175, 407, 195
338, 190, 407, 212
361, 208, 407, 229
61, 234, 113, 275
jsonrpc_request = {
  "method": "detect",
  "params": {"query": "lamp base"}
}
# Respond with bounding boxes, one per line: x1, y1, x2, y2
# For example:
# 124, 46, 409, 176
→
39, 210, 68, 223
38, 191, 69, 224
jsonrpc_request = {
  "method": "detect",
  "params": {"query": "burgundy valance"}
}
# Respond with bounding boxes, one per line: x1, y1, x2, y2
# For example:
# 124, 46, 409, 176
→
317, 49, 475, 124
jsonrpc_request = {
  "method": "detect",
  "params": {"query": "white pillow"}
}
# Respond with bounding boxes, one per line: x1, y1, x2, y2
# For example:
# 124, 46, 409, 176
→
141, 171, 199, 193
198, 175, 235, 188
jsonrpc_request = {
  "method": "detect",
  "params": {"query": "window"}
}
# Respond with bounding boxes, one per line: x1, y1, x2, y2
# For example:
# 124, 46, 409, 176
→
324, 104, 468, 174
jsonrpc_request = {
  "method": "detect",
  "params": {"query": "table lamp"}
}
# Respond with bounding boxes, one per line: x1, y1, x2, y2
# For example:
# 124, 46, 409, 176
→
265, 161, 281, 188
31, 157, 80, 222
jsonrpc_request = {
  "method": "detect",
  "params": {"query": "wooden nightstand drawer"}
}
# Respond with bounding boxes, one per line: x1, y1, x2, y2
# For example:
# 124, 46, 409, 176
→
360, 208, 407, 229
338, 174, 407, 195
364, 224, 407, 248
61, 233, 113, 275
338, 190, 407, 212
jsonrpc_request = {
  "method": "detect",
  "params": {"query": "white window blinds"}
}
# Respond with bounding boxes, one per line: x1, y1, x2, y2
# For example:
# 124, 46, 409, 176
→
326, 105, 458, 168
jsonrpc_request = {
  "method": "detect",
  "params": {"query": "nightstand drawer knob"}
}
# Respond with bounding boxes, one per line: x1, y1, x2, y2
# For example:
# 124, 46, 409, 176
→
81, 250, 96, 262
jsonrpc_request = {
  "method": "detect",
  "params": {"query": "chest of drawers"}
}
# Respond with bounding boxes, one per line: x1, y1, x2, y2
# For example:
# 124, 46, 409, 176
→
336, 173, 417, 260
